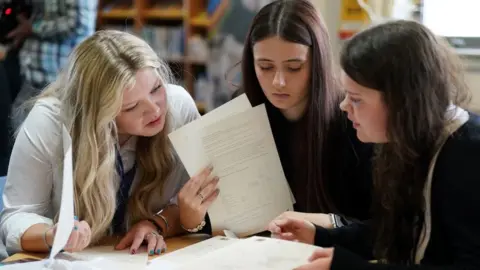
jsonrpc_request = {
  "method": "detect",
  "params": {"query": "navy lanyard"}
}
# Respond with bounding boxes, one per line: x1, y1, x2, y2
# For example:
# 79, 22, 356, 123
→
112, 146, 136, 233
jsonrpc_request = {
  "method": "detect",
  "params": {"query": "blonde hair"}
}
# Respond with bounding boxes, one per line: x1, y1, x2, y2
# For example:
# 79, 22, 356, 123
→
35, 30, 175, 243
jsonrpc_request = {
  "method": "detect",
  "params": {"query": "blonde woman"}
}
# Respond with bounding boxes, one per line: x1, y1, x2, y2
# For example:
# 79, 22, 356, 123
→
0, 30, 219, 256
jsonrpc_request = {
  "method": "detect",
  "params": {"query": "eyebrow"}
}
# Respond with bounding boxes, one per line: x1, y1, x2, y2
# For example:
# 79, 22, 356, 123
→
255, 58, 306, 63
345, 90, 361, 96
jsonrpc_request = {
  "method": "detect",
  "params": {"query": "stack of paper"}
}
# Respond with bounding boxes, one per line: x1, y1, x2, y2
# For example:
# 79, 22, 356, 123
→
148, 236, 319, 270
168, 94, 295, 237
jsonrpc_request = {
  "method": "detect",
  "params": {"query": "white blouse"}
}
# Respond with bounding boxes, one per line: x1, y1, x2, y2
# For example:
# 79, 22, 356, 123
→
0, 84, 200, 255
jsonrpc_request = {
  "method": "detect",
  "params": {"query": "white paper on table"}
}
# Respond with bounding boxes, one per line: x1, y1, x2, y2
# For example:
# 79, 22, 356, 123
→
201, 104, 294, 236
61, 245, 148, 270
48, 126, 75, 260
0, 261, 48, 269
174, 236, 320, 270
168, 94, 252, 177
148, 236, 240, 269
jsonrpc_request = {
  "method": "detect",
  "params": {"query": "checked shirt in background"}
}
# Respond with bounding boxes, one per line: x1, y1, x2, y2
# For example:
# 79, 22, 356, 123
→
19, 0, 97, 87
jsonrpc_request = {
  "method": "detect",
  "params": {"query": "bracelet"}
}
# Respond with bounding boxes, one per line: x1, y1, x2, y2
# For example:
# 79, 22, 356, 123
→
147, 219, 164, 236
329, 213, 338, 229
155, 214, 169, 233
181, 220, 206, 233
43, 227, 53, 250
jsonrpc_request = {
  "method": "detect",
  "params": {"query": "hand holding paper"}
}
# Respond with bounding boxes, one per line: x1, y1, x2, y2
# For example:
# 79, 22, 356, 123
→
177, 165, 220, 230
169, 95, 294, 237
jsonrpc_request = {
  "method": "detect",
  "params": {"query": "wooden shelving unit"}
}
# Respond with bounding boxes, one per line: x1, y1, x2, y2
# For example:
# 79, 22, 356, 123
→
96, 0, 229, 114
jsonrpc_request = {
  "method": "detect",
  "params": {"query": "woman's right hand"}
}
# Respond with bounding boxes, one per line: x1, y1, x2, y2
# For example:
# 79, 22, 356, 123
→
267, 217, 316, 245
47, 217, 92, 252
177, 165, 220, 230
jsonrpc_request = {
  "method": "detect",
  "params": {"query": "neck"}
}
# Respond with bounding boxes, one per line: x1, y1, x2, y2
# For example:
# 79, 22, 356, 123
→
281, 99, 308, 121
118, 134, 132, 146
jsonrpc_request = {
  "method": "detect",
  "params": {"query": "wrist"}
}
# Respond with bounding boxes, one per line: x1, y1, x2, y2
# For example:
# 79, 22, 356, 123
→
146, 218, 165, 236
180, 215, 206, 233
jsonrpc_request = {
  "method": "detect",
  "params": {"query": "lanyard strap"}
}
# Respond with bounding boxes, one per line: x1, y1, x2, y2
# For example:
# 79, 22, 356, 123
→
112, 146, 136, 234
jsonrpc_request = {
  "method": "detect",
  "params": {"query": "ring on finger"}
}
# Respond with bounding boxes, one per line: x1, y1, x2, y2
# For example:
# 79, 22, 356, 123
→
150, 231, 161, 237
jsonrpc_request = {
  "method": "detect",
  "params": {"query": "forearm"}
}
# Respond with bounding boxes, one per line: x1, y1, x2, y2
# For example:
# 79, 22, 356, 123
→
315, 221, 374, 260
20, 223, 53, 253
331, 247, 471, 270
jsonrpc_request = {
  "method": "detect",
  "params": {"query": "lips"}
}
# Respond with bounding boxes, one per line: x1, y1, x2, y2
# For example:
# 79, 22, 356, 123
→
148, 115, 161, 125
272, 93, 290, 98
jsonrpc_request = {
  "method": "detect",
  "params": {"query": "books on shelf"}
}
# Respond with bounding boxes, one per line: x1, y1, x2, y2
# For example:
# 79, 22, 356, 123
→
142, 26, 184, 60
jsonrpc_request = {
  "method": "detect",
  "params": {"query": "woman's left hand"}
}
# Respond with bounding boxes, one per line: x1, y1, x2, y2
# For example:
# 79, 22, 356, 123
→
294, 248, 334, 270
115, 220, 166, 255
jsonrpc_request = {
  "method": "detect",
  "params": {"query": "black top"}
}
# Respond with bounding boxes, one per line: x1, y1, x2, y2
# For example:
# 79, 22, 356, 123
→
313, 113, 480, 269
269, 102, 373, 220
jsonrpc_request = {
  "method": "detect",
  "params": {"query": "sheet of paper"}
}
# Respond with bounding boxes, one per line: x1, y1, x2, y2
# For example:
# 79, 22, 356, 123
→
61, 245, 148, 270
168, 94, 252, 176
0, 260, 47, 269
148, 236, 240, 269
174, 236, 319, 270
201, 104, 294, 236
48, 126, 75, 260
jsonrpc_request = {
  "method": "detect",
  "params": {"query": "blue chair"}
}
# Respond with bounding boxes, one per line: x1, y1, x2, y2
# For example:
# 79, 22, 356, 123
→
0, 176, 5, 211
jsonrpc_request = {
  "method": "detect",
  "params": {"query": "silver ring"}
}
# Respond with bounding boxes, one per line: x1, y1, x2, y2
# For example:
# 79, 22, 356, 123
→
197, 193, 204, 201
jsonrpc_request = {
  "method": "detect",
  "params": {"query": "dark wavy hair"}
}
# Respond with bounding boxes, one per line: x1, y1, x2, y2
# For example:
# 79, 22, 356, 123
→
340, 20, 470, 263
240, 0, 345, 212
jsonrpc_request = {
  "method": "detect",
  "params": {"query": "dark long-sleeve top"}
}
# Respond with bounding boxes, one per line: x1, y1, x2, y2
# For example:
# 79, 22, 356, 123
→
313, 112, 480, 269
271, 104, 373, 220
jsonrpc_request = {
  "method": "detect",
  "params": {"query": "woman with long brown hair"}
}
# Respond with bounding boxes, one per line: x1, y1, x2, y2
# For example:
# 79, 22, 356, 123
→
271, 20, 480, 269
239, 0, 374, 227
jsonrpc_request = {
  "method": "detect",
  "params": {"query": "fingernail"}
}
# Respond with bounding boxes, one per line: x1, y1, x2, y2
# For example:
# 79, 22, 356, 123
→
131, 249, 136, 255
149, 250, 154, 255
74, 226, 78, 230
208, 164, 214, 171
163, 247, 167, 253
156, 249, 161, 254
74, 216, 78, 220
214, 176, 220, 181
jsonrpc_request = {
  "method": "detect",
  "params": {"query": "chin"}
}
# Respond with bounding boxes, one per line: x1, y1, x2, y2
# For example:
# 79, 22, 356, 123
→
268, 99, 292, 110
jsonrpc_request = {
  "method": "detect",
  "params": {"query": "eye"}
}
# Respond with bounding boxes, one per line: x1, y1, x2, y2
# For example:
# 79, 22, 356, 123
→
287, 66, 302, 72
350, 97, 361, 104
259, 66, 273, 71
124, 104, 138, 112
151, 85, 162, 94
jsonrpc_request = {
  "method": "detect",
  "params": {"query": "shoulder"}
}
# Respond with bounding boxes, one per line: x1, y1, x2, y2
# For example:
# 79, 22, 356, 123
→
165, 84, 200, 130
434, 112, 480, 199
13, 97, 63, 160
439, 112, 480, 163
23, 97, 62, 134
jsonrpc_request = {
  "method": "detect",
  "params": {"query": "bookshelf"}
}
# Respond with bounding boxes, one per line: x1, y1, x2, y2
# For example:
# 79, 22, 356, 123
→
96, 0, 229, 114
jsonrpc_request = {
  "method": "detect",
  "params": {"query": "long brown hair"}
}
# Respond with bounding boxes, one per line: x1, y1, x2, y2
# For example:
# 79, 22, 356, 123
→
340, 20, 470, 263
240, 0, 344, 212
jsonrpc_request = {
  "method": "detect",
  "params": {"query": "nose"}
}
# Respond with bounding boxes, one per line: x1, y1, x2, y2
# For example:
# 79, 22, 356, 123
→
272, 71, 286, 88
145, 99, 160, 115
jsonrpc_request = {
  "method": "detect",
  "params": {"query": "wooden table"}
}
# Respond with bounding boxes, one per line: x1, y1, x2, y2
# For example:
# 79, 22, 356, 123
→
2, 234, 211, 263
